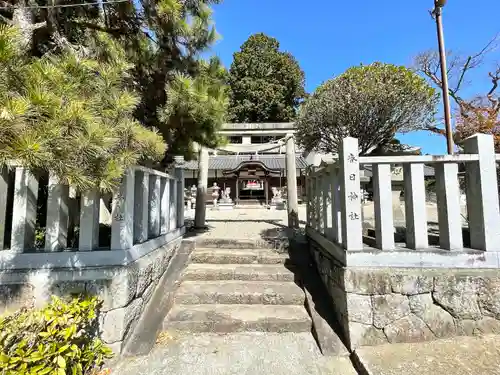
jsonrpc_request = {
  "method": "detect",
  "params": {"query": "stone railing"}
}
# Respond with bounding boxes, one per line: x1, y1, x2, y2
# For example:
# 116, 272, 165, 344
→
306, 134, 500, 261
305, 134, 500, 351
0, 164, 188, 354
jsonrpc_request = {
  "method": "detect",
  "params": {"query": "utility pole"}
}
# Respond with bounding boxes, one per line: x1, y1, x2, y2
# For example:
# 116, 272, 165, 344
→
432, 0, 454, 155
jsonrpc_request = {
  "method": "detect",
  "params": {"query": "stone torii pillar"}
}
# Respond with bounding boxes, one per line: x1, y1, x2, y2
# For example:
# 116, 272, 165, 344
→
285, 135, 299, 229
194, 145, 209, 229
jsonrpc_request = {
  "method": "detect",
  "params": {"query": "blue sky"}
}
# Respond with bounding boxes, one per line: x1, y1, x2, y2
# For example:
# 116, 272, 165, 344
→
209, 0, 499, 154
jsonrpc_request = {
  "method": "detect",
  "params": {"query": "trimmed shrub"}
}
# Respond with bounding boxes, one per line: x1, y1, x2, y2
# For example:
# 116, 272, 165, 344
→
0, 295, 113, 375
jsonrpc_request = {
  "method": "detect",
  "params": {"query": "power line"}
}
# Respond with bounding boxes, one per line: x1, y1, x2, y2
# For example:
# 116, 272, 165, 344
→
0, 0, 129, 10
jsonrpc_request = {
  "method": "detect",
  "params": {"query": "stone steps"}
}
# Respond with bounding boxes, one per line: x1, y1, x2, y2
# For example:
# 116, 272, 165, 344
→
183, 263, 296, 282
191, 248, 289, 265
175, 280, 305, 305
162, 244, 312, 335
164, 304, 312, 333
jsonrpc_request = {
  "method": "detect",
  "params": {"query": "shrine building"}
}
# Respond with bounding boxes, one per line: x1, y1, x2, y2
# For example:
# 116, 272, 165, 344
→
182, 123, 308, 206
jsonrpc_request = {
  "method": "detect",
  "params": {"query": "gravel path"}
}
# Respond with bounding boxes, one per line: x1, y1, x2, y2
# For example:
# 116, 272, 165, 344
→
112, 332, 357, 375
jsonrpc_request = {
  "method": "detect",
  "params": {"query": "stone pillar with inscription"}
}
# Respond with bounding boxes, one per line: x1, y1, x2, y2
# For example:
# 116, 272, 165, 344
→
339, 137, 363, 251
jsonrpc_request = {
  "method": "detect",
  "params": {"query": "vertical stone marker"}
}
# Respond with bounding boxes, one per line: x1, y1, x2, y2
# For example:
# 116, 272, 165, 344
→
160, 176, 169, 235
331, 166, 343, 245
403, 163, 428, 249
45, 173, 69, 251
175, 160, 185, 229
148, 174, 161, 238
435, 163, 463, 250
373, 164, 395, 250
79, 188, 100, 251
339, 137, 363, 251
316, 174, 324, 233
11, 167, 38, 252
195, 146, 209, 228
0, 167, 9, 249
134, 170, 149, 243
323, 167, 333, 241
286, 135, 299, 228
310, 175, 317, 230
169, 177, 177, 231
464, 134, 500, 251
111, 168, 134, 250
306, 175, 312, 225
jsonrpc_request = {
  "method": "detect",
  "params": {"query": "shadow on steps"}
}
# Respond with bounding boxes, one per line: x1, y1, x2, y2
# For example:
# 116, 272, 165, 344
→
286, 237, 351, 358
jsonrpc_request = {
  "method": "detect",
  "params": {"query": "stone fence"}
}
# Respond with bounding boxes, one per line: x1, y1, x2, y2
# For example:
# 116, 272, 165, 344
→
305, 134, 500, 351
0, 164, 187, 354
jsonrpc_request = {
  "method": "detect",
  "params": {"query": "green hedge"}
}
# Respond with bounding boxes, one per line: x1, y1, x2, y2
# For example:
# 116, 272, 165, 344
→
0, 296, 113, 375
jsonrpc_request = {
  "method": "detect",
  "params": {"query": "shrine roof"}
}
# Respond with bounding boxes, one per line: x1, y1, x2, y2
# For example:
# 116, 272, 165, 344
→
182, 155, 308, 170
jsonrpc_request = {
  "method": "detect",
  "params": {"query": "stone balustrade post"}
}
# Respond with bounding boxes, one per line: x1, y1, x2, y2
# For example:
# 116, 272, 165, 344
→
339, 137, 363, 251
175, 163, 185, 228
111, 168, 134, 250
160, 177, 170, 234
373, 164, 395, 250
403, 163, 428, 249
169, 178, 177, 231
79, 189, 100, 251
11, 167, 38, 252
148, 174, 161, 238
0, 167, 8, 250
464, 134, 500, 250
45, 174, 69, 251
435, 163, 463, 250
316, 173, 324, 233
134, 170, 149, 244
310, 176, 318, 230
306, 175, 311, 226
323, 167, 333, 241
331, 166, 343, 245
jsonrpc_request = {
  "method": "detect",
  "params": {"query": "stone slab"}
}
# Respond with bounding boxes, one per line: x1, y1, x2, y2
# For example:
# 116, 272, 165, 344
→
164, 304, 312, 333
111, 332, 358, 375
182, 264, 296, 282
355, 335, 500, 375
191, 249, 289, 265
175, 280, 305, 305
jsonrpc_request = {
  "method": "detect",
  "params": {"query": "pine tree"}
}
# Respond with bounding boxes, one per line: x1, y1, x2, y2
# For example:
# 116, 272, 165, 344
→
1, 0, 229, 162
0, 25, 165, 191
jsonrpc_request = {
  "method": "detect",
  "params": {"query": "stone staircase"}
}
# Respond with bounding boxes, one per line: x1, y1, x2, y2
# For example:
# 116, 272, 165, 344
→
162, 244, 312, 333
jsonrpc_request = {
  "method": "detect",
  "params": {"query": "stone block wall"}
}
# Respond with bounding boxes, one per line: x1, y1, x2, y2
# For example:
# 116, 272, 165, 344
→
0, 237, 182, 354
311, 247, 500, 350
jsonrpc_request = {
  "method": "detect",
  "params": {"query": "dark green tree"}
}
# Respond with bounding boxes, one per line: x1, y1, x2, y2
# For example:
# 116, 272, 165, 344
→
296, 63, 439, 155
228, 33, 306, 123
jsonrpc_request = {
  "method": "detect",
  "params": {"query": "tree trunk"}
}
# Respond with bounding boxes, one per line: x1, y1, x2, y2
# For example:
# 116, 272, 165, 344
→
194, 146, 209, 228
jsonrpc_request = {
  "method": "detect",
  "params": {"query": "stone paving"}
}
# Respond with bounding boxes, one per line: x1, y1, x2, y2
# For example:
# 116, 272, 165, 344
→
355, 334, 500, 375
184, 201, 466, 240
112, 332, 357, 375
185, 205, 307, 239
